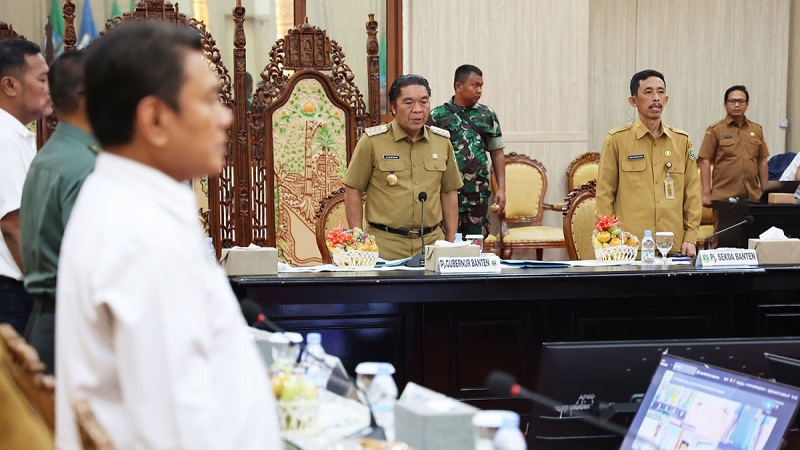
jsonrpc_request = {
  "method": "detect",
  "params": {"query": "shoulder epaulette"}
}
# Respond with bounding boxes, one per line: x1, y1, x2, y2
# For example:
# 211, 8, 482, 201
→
666, 125, 689, 137
364, 124, 389, 137
749, 119, 763, 129
608, 123, 633, 135
428, 125, 451, 138
709, 119, 725, 128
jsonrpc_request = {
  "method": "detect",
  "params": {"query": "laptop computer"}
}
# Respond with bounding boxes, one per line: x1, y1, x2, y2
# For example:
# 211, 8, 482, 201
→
620, 353, 800, 450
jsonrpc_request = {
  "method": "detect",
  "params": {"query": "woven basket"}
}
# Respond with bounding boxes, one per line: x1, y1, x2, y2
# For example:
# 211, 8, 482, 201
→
594, 245, 638, 262
331, 249, 379, 269
277, 399, 318, 431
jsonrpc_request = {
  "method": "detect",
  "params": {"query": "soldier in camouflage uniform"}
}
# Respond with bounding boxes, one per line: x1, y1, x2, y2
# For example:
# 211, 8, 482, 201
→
429, 65, 505, 237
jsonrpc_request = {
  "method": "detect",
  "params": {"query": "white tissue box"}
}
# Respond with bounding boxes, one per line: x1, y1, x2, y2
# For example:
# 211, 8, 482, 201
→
748, 239, 800, 264
395, 383, 478, 450
220, 246, 278, 275
424, 244, 481, 271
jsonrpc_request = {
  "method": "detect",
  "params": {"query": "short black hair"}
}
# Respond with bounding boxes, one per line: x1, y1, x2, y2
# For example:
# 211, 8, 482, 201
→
84, 22, 203, 147
630, 69, 665, 96
0, 39, 42, 79
454, 64, 482, 87
725, 85, 749, 102
49, 50, 85, 115
388, 74, 431, 105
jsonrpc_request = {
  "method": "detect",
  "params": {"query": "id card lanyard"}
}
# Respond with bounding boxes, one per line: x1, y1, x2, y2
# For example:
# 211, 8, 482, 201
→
664, 162, 675, 199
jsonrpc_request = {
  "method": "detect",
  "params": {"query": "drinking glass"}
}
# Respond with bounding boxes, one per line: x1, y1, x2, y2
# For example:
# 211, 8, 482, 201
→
655, 232, 674, 265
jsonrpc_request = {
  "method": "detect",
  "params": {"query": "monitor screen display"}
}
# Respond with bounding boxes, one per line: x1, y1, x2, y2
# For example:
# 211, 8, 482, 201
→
621, 354, 800, 450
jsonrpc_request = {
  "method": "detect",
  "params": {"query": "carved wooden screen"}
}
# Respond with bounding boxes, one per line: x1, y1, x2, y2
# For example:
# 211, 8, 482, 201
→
250, 20, 378, 265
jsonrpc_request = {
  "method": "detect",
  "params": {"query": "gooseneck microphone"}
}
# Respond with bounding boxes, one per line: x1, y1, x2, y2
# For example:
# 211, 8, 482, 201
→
486, 370, 631, 438
404, 191, 428, 267
705, 214, 754, 249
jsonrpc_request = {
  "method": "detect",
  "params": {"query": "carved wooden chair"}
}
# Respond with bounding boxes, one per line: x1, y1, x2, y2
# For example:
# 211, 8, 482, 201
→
495, 152, 566, 260
0, 21, 23, 39
314, 187, 366, 263
546, 151, 601, 212
250, 19, 379, 266
0, 324, 55, 434
696, 166, 716, 249
73, 399, 115, 450
562, 180, 597, 260
0, 324, 53, 449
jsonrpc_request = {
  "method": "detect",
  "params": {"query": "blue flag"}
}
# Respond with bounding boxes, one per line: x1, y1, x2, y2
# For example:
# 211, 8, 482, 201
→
77, 0, 98, 49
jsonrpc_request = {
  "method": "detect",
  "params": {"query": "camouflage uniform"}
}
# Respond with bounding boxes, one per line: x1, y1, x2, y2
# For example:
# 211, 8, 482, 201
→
429, 97, 504, 236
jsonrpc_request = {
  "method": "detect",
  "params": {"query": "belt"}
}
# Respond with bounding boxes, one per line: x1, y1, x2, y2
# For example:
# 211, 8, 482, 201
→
368, 222, 441, 238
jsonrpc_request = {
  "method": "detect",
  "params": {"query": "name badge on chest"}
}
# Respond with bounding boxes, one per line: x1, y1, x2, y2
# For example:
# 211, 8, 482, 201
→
664, 162, 674, 200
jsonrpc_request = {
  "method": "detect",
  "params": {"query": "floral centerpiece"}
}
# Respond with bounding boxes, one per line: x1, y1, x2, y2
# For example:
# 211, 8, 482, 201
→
591, 216, 640, 261
325, 225, 379, 268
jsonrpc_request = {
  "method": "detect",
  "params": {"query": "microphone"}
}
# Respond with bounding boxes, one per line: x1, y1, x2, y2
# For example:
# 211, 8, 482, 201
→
240, 300, 386, 440
486, 370, 631, 438
705, 214, 754, 249
404, 191, 428, 267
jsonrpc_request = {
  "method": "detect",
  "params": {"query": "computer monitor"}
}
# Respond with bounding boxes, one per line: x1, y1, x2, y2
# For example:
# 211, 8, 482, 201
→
765, 353, 800, 391
621, 353, 800, 450
531, 338, 800, 449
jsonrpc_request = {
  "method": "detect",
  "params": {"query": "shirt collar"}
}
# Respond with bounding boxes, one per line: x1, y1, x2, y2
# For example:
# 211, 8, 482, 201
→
54, 122, 100, 149
724, 114, 749, 127
94, 152, 197, 221
448, 96, 478, 111
633, 119, 671, 141
0, 107, 35, 140
389, 119, 430, 142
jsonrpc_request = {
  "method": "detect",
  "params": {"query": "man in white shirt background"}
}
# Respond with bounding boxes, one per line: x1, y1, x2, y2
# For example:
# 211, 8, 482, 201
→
0, 39, 51, 335
55, 22, 283, 449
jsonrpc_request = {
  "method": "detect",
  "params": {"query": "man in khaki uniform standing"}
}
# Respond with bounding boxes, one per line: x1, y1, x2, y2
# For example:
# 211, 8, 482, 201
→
343, 74, 462, 260
596, 69, 702, 257
698, 85, 769, 207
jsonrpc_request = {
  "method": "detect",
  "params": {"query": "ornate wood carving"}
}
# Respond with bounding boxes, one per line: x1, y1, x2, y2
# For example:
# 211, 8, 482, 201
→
0, 21, 23, 40
366, 14, 381, 127
565, 151, 600, 191
249, 18, 377, 264
63, 0, 77, 50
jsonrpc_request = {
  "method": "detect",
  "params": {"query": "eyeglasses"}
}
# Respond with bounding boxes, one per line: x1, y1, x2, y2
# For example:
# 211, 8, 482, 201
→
726, 99, 748, 105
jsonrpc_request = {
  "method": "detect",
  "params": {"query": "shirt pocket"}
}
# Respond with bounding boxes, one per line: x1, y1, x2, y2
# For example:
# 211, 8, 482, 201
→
747, 136, 763, 159
719, 138, 738, 159
378, 160, 405, 173
620, 158, 647, 189
424, 159, 447, 189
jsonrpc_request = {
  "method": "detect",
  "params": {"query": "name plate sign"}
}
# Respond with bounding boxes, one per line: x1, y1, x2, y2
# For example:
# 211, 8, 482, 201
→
695, 249, 758, 267
436, 256, 501, 274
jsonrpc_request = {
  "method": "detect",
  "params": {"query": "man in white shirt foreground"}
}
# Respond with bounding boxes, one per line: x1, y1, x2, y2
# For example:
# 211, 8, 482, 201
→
55, 22, 284, 449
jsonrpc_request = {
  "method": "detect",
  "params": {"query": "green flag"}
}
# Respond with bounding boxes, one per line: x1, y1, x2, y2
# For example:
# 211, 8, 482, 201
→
130, 0, 136, 10
111, 0, 122, 18
49, 0, 65, 54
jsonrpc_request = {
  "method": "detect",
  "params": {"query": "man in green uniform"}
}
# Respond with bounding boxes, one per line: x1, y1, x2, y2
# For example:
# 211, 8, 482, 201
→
596, 69, 702, 257
343, 74, 462, 260
429, 65, 505, 236
20, 50, 98, 373
698, 85, 769, 206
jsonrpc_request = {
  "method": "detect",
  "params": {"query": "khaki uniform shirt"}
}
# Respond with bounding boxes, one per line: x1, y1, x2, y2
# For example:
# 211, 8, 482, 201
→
596, 120, 702, 250
698, 115, 769, 201
342, 121, 463, 259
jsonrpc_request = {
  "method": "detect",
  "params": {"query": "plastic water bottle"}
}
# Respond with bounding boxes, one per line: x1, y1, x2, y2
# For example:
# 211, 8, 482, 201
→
367, 363, 398, 441
454, 232, 464, 243
301, 333, 331, 389
641, 230, 656, 265
492, 412, 527, 450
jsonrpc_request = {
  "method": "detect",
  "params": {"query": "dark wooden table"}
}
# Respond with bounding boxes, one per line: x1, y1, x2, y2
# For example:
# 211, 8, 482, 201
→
231, 264, 800, 447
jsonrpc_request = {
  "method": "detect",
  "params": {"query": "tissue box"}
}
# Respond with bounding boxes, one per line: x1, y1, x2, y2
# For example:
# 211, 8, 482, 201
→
424, 244, 481, 271
748, 239, 800, 264
395, 383, 479, 450
220, 247, 278, 276
768, 193, 797, 204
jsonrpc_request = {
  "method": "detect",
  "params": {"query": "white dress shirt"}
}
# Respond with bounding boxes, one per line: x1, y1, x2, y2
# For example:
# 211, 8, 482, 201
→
0, 107, 36, 280
56, 152, 283, 450
779, 153, 800, 199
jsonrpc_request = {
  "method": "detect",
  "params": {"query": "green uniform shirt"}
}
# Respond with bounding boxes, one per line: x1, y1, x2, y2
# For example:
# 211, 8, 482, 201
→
342, 121, 463, 259
20, 123, 99, 297
429, 97, 504, 198
596, 119, 701, 251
